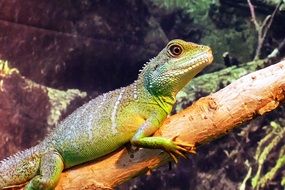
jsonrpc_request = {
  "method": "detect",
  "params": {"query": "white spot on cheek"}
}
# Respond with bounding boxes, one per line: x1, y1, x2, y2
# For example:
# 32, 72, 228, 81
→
111, 88, 125, 134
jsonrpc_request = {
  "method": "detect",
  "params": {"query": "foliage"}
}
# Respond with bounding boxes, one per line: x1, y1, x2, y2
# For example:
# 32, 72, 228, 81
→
152, 0, 212, 15
152, 0, 257, 66
240, 122, 285, 189
0, 60, 19, 76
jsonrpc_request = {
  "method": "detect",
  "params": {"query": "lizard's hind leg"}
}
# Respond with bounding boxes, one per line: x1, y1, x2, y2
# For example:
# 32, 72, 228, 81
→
24, 151, 64, 190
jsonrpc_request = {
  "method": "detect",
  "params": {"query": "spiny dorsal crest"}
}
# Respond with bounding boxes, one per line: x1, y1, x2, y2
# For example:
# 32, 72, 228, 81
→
0, 146, 39, 168
138, 48, 169, 80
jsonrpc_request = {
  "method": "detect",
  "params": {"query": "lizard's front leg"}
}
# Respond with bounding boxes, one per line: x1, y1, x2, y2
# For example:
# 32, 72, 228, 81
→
130, 112, 196, 163
24, 151, 64, 190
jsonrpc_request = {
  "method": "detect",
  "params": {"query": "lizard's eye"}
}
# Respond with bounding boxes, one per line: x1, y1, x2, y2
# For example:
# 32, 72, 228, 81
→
168, 44, 183, 57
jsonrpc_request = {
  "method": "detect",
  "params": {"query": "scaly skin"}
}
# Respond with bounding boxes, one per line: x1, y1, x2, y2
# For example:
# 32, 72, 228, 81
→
0, 39, 213, 190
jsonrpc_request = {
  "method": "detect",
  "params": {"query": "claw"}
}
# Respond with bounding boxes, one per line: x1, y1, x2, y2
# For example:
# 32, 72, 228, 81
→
181, 151, 189, 159
166, 139, 197, 162
189, 147, 197, 154
174, 141, 196, 154
171, 135, 179, 141
175, 146, 188, 152
173, 141, 195, 148
168, 152, 178, 163
174, 150, 188, 159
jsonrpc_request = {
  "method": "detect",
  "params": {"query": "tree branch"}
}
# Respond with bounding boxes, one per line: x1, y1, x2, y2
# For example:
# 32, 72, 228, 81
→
41, 60, 285, 190
247, 0, 281, 60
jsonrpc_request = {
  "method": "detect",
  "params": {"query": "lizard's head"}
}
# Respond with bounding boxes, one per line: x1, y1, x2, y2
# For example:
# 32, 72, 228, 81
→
141, 39, 213, 97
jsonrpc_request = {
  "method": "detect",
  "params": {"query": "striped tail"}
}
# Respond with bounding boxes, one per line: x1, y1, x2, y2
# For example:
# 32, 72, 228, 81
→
0, 146, 41, 189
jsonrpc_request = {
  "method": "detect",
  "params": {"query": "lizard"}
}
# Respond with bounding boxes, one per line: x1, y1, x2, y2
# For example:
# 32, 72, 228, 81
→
0, 39, 213, 190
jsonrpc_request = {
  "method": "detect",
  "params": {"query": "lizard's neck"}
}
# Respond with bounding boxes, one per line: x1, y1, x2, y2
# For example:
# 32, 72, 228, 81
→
132, 78, 176, 114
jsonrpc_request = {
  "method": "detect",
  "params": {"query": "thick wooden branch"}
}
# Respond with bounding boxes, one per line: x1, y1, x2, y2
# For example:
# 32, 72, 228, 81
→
175, 59, 266, 111
49, 60, 285, 190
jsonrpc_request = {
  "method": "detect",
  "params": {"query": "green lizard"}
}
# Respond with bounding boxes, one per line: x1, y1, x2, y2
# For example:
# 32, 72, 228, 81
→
0, 39, 213, 190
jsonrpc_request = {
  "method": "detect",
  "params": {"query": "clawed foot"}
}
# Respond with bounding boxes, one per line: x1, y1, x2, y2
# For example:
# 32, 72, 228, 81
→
166, 139, 196, 163
130, 135, 196, 163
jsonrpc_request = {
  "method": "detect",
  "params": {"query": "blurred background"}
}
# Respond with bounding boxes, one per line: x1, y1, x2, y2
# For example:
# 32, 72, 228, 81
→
0, 0, 285, 189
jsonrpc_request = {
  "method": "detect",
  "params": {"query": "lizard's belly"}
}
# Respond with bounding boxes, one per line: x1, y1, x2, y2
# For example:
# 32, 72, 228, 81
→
54, 131, 130, 168
49, 104, 145, 169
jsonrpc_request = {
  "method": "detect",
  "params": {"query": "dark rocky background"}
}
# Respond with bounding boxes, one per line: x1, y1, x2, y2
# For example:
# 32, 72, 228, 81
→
0, 0, 285, 189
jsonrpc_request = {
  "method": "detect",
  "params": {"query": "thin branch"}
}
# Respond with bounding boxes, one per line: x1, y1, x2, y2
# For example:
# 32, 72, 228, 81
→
247, 0, 281, 60
247, 0, 260, 30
